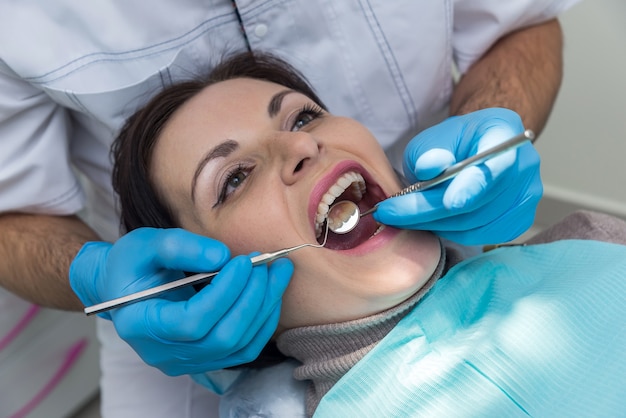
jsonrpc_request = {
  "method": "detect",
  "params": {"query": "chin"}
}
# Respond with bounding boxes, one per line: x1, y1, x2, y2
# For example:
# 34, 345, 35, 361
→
284, 230, 441, 323
346, 229, 441, 296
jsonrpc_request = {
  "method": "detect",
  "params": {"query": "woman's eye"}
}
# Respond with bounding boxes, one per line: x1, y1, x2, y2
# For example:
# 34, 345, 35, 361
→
291, 105, 324, 132
216, 165, 252, 205
227, 170, 246, 189
292, 113, 316, 131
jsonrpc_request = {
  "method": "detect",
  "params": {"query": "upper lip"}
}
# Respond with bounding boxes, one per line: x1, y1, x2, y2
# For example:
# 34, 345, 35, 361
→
308, 161, 386, 235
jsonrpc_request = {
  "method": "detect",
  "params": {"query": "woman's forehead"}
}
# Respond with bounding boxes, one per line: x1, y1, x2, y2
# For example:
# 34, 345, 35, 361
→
196, 77, 291, 106
159, 78, 283, 139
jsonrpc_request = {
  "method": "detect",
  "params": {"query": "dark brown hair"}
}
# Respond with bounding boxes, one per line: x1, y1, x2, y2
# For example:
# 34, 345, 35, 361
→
112, 51, 326, 233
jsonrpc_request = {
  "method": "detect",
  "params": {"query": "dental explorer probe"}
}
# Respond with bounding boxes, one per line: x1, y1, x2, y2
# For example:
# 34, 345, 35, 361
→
84, 224, 330, 316
327, 129, 535, 234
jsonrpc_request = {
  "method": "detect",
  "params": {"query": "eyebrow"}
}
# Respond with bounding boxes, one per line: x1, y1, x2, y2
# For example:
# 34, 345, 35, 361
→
268, 89, 295, 117
191, 139, 239, 202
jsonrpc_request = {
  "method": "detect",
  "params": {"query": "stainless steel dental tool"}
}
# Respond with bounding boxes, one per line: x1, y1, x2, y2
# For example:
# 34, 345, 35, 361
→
327, 129, 535, 234
84, 224, 330, 316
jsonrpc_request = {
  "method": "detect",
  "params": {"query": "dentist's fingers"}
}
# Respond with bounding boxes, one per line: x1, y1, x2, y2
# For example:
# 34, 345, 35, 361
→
208, 258, 292, 350
111, 256, 293, 375
113, 255, 253, 343
375, 183, 496, 229
211, 305, 283, 370
410, 148, 457, 183
442, 147, 517, 209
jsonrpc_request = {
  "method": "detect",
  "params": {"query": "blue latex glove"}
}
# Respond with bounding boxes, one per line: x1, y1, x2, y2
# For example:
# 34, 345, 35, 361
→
375, 108, 542, 245
70, 227, 293, 375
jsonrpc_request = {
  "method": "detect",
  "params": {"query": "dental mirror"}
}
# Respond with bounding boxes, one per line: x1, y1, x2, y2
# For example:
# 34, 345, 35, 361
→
327, 200, 362, 234
326, 130, 534, 235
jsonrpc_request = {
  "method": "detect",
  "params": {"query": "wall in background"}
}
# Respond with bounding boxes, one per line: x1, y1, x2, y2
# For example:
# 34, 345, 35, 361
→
535, 0, 626, 226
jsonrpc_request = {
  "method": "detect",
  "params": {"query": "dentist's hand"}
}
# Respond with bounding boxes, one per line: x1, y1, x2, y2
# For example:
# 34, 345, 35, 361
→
70, 227, 293, 375
375, 108, 542, 245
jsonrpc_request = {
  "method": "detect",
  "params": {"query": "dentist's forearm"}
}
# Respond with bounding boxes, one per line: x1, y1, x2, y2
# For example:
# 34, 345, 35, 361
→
0, 212, 99, 310
450, 18, 564, 136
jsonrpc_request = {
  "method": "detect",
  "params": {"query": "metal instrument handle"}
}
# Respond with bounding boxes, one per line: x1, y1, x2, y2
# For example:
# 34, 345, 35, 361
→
84, 224, 330, 316
393, 129, 535, 196
360, 129, 535, 217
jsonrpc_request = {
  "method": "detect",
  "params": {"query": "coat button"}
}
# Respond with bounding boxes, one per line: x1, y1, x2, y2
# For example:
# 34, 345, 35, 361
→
254, 23, 268, 38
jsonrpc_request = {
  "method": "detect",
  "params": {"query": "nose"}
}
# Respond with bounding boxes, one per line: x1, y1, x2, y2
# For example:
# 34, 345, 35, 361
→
273, 131, 321, 185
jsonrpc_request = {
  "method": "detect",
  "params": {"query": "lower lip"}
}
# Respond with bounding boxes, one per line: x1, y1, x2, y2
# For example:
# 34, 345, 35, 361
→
335, 225, 401, 256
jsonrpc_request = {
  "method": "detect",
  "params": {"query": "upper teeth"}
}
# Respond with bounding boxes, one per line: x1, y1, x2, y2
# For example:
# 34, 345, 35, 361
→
315, 171, 366, 237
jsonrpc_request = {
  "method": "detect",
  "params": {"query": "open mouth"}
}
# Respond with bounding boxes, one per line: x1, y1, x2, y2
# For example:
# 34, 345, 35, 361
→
314, 170, 386, 250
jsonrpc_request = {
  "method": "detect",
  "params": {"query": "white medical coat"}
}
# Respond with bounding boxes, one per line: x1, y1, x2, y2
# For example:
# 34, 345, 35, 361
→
0, 1, 578, 417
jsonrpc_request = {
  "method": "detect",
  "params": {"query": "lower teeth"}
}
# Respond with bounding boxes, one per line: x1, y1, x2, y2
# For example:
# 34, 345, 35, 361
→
372, 224, 385, 238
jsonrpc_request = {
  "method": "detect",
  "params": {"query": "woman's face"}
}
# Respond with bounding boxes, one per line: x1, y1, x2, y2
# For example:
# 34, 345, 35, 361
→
152, 78, 441, 330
